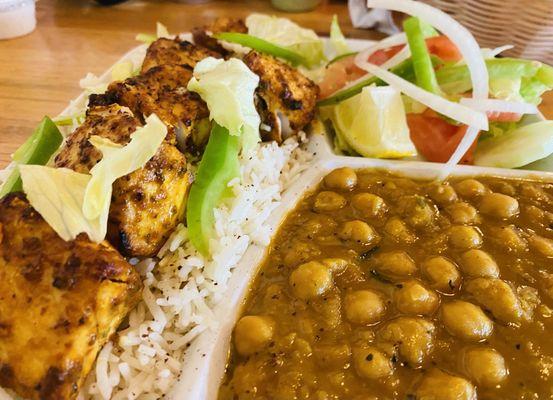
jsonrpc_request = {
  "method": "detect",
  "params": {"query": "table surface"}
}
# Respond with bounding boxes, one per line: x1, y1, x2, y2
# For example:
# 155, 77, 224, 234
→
0, 0, 551, 168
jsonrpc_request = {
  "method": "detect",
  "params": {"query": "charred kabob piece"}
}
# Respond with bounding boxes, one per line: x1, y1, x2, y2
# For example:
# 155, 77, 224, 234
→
0, 193, 142, 400
55, 105, 191, 257
192, 17, 248, 54
243, 51, 320, 143
89, 40, 217, 152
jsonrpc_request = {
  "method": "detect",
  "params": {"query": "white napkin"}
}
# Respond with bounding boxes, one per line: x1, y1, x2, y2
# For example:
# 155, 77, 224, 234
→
348, 0, 398, 35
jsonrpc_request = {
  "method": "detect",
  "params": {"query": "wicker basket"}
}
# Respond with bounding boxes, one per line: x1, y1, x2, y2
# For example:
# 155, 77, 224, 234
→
420, 0, 553, 64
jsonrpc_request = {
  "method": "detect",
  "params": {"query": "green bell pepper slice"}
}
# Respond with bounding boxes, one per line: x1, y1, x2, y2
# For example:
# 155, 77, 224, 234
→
213, 32, 308, 67
403, 17, 442, 95
0, 116, 63, 198
186, 123, 240, 256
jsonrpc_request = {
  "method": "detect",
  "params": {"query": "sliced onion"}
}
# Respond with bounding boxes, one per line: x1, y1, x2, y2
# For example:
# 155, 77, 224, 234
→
354, 58, 488, 130
366, 0, 490, 178
367, 0, 488, 99
380, 45, 411, 70
482, 44, 514, 59
460, 98, 538, 115
338, 33, 409, 93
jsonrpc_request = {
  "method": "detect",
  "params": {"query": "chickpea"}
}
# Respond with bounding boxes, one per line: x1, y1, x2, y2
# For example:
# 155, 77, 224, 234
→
351, 193, 388, 218
455, 178, 487, 198
338, 220, 379, 245
492, 181, 516, 197
446, 202, 478, 225
313, 191, 346, 212
394, 280, 439, 316
353, 346, 393, 380
400, 195, 436, 228
465, 278, 523, 323
373, 251, 417, 280
523, 205, 553, 228
488, 225, 526, 252
459, 249, 499, 278
283, 241, 321, 268
461, 346, 508, 387
324, 167, 357, 191
448, 225, 482, 250
415, 368, 477, 400
429, 183, 458, 205
521, 183, 549, 202
289, 261, 333, 300
384, 217, 417, 244
234, 315, 275, 356
441, 300, 493, 341
304, 214, 337, 237
528, 234, 553, 258
480, 193, 519, 219
421, 256, 461, 293
344, 290, 386, 325
321, 258, 349, 274
313, 342, 352, 369
377, 317, 435, 366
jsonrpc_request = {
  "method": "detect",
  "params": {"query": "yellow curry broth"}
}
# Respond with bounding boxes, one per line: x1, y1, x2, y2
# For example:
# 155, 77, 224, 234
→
219, 169, 553, 400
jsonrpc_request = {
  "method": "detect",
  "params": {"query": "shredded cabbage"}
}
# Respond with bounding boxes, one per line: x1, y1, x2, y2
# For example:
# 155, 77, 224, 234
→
474, 121, 553, 168
111, 61, 135, 81
246, 13, 325, 67
187, 57, 260, 151
136, 21, 172, 44
330, 15, 351, 57
19, 166, 103, 242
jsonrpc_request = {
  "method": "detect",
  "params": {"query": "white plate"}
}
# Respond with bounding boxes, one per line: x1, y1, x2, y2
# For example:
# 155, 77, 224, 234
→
11, 34, 553, 400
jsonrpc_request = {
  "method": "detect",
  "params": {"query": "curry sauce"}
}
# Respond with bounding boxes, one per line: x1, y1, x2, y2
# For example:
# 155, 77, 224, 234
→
219, 168, 553, 400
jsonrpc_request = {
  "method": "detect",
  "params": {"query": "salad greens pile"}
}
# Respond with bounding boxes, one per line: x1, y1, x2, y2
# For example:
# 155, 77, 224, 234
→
319, 15, 553, 170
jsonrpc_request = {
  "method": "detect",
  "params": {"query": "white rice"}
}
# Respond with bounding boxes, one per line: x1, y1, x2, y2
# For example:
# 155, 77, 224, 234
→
79, 135, 314, 399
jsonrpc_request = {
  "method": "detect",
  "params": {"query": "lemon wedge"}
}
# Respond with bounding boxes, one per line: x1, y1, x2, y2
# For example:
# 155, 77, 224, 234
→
332, 86, 416, 158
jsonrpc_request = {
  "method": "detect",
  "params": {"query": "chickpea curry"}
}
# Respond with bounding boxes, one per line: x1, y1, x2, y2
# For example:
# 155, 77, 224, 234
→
218, 168, 553, 400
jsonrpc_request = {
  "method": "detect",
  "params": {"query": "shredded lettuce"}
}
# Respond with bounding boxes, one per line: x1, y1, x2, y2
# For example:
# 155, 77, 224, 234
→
479, 121, 518, 141
187, 57, 260, 151
437, 58, 553, 105
330, 15, 351, 57
246, 13, 325, 67
20, 165, 103, 242
53, 114, 85, 127
402, 95, 427, 114
111, 61, 135, 81
474, 121, 553, 168
136, 21, 171, 44
489, 78, 524, 102
79, 72, 108, 95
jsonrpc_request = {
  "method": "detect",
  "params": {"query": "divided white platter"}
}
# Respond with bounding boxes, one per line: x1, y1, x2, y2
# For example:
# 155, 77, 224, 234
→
6, 34, 551, 400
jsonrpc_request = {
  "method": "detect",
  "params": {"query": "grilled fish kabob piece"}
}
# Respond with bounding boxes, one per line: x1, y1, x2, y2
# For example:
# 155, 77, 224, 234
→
90, 39, 219, 153
55, 104, 191, 258
243, 51, 320, 143
192, 17, 248, 54
0, 193, 142, 400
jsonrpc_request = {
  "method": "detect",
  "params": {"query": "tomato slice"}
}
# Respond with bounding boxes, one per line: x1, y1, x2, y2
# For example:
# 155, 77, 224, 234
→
425, 36, 462, 63
487, 111, 522, 122
319, 36, 461, 98
406, 114, 478, 164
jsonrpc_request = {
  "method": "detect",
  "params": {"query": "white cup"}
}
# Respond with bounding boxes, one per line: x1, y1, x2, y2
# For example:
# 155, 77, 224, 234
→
0, 0, 36, 40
